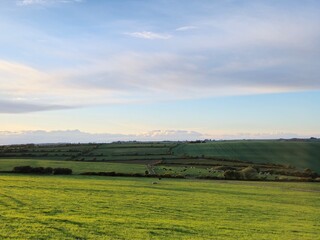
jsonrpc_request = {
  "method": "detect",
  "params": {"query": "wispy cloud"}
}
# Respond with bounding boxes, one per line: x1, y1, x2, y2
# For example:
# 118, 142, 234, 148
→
175, 25, 197, 31
17, 0, 83, 6
0, 100, 72, 113
125, 31, 172, 40
2, 0, 320, 111
0, 59, 129, 108
1, 37, 319, 111
0, 129, 204, 145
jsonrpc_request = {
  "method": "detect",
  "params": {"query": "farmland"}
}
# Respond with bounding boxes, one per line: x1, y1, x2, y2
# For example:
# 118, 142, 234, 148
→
0, 140, 319, 180
173, 140, 320, 172
0, 140, 319, 239
0, 159, 147, 175
0, 174, 319, 240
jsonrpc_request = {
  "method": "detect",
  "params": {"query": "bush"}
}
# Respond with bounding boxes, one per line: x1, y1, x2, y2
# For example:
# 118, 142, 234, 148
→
214, 166, 237, 171
224, 170, 242, 180
303, 168, 318, 179
197, 176, 222, 180
44, 167, 53, 174
31, 167, 45, 174
53, 168, 72, 175
240, 166, 258, 180
13, 166, 53, 174
13, 166, 33, 173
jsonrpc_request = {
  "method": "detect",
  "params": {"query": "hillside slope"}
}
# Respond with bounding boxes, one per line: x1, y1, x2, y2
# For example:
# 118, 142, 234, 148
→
172, 140, 320, 172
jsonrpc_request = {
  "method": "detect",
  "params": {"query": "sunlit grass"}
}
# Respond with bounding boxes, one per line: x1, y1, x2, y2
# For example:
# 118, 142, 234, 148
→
0, 175, 319, 239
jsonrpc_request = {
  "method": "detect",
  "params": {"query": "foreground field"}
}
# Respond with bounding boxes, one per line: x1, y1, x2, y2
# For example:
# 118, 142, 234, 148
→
0, 175, 319, 239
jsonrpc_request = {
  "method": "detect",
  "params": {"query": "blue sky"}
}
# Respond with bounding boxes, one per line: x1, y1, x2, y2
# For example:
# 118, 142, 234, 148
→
0, 0, 319, 142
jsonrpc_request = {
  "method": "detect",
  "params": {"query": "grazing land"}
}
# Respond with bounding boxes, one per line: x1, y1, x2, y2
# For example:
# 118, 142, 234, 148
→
0, 159, 147, 175
0, 140, 319, 180
0, 174, 319, 240
0, 140, 319, 239
173, 140, 320, 172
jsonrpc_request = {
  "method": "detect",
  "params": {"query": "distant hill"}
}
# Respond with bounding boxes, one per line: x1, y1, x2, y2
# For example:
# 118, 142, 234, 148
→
1, 140, 319, 173
172, 140, 320, 172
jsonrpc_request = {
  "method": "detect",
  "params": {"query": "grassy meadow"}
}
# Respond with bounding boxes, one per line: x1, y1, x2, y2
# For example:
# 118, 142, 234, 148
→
1, 140, 320, 180
0, 159, 147, 174
1, 140, 320, 172
0, 140, 319, 239
0, 174, 319, 239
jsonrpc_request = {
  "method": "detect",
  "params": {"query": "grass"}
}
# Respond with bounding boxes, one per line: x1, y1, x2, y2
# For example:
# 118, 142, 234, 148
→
0, 142, 177, 162
0, 159, 147, 174
0, 174, 319, 239
154, 165, 224, 178
92, 147, 170, 156
173, 141, 320, 172
2, 140, 320, 173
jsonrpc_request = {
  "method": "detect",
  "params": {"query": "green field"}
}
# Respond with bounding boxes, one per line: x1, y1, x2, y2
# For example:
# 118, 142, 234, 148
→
0, 174, 319, 239
174, 141, 320, 172
1, 140, 319, 180
1, 140, 319, 172
0, 159, 146, 174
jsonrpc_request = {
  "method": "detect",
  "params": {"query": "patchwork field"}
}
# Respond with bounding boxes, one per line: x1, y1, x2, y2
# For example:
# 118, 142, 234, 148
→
1, 140, 319, 180
173, 140, 320, 172
0, 175, 319, 240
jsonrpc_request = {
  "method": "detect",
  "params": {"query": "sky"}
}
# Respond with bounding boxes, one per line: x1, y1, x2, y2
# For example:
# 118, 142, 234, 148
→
0, 0, 320, 143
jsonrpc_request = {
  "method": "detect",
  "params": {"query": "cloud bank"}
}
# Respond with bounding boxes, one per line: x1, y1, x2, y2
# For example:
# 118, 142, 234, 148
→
0, 130, 318, 145
0, 130, 203, 145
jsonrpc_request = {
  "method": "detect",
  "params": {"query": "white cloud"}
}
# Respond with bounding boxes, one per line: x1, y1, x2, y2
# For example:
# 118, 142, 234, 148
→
17, 0, 83, 6
0, 60, 51, 92
0, 129, 204, 145
1, 38, 319, 114
0, 130, 318, 145
140, 130, 202, 140
57, 50, 320, 101
0, 59, 131, 109
175, 26, 197, 31
1, 1, 320, 112
17, 0, 47, 5
126, 31, 171, 40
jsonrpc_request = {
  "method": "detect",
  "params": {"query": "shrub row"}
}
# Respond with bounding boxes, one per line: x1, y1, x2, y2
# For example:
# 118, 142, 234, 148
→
261, 169, 318, 179
13, 166, 72, 175
274, 177, 320, 182
80, 171, 185, 179
196, 176, 224, 180
200, 175, 320, 182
